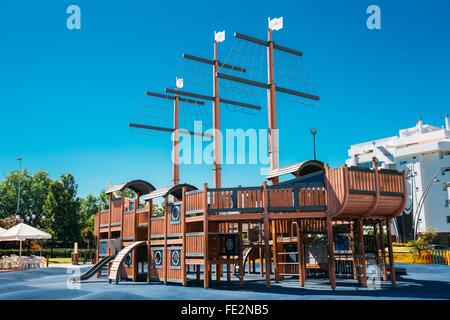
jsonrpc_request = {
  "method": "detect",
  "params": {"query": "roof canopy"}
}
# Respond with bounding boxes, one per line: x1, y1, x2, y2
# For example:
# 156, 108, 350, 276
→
106, 179, 156, 196
0, 223, 52, 241
143, 183, 198, 201
266, 160, 324, 180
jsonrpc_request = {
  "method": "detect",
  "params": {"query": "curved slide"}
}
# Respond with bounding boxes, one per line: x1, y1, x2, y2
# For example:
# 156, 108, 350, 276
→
108, 241, 147, 284
69, 255, 116, 282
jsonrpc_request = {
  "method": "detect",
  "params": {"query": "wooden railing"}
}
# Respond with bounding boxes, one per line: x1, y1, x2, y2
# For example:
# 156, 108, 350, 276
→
348, 167, 375, 193
207, 184, 326, 214
185, 233, 204, 256
99, 210, 109, 226
136, 207, 149, 225
379, 170, 404, 194
151, 217, 165, 237
208, 187, 263, 213
297, 187, 326, 208
184, 190, 203, 214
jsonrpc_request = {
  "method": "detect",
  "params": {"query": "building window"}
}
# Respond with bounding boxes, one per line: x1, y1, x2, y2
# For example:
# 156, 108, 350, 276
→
400, 160, 407, 165
357, 161, 383, 168
444, 183, 450, 191
447, 216, 450, 223
445, 200, 450, 208
442, 167, 450, 175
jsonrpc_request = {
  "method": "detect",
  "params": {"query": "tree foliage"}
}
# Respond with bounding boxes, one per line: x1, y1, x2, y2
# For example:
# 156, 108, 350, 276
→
42, 173, 81, 247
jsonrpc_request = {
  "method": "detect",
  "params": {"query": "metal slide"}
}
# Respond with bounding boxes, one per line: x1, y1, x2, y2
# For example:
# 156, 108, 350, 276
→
69, 255, 116, 282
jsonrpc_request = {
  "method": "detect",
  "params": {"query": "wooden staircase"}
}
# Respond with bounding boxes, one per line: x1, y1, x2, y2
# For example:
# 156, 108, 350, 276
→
108, 241, 147, 284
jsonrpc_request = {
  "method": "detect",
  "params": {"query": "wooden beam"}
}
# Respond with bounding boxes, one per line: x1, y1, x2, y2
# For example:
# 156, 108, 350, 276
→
208, 213, 263, 222
129, 123, 213, 138
358, 219, 367, 287
181, 188, 187, 286
163, 196, 168, 285
262, 181, 271, 288
147, 201, 152, 283
183, 53, 247, 72
386, 219, 396, 285
271, 220, 278, 282
146, 91, 205, 105
203, 183, 209, 288
238, 222, 244, 286
379, 220, 388, 281
327, 217, 336, 289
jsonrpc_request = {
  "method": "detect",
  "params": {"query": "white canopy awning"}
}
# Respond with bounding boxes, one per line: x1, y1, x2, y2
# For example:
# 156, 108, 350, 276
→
0, 227, 5, 235
0, 223, 52, 241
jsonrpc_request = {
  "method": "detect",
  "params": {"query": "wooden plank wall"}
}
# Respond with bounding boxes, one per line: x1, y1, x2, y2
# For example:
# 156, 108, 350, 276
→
237, 189, 263, 210
379, 172, 403, 193
151, 218, 165, 236
136, 208, 149, 225
269, 188, 294, 207
186, 234, 204, 256
297, 187, 326, 207
348, 170, 375, 192
168, 219, 182, 235
99, 210, 109, 226
185, 191, 203, 212
111, 199, 123, 224
122, 213, 134, 239
325, 166, 347, 216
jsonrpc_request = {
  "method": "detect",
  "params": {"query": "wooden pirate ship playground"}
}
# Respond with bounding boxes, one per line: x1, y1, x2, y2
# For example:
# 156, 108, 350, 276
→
84, 18, 408, 290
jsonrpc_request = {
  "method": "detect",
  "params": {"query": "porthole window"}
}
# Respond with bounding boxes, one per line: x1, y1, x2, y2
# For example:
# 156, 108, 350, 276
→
171, 250, 180, 266
154, 250, 163, 268
124, 252, 132, 268
171, 205, 181, 223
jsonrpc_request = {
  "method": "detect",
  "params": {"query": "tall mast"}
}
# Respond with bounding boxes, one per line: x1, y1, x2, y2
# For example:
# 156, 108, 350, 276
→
172, 85, 180, 186
267, 27, 279, 184
213, 39, 221, 188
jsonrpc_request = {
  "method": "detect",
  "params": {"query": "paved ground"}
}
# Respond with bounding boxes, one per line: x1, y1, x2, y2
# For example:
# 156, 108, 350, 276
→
0, 262, 449, 300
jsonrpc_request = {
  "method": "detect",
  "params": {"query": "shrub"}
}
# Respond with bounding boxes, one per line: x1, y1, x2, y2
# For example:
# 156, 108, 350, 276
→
0, 248, 95, 258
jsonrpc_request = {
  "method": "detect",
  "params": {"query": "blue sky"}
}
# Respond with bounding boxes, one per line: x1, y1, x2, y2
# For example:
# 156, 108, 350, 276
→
0, 0, 449, 198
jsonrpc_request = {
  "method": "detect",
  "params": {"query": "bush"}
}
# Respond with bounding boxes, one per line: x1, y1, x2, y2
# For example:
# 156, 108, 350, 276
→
0, 248, 95, 258
392, 242, 410, 247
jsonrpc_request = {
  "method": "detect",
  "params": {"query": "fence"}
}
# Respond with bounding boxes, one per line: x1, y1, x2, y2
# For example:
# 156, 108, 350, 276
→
419, 250, 450, 265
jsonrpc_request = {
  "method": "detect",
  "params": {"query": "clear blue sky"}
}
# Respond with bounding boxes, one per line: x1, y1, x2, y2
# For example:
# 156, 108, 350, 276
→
1, 0, 449, 198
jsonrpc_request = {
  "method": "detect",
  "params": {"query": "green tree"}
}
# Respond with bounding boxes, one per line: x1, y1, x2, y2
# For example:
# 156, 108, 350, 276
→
98, 189, 109, 210
0, 169, 52, 225
81, 226, 95, 248
43, 173, 81, 247
80, 194, 99, 228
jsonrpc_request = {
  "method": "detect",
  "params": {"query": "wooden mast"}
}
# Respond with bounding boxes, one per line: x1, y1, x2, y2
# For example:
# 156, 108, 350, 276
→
172, 87, 180, 186
213, 39, 221, 188
267, 27, 279, 185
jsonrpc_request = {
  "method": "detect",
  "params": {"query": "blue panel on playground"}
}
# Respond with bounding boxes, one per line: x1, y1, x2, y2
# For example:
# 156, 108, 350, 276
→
334, 235, 350, 251
100, 241, 107, 255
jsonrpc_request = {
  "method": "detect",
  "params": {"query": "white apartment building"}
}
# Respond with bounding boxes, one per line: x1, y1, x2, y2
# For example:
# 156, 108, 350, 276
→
346, 116, 450, 246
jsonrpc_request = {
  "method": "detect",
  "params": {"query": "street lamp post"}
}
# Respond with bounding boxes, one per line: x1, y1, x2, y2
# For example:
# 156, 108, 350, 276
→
310, 128, 317, 160
16, 157, 22, 216
413, 170, 440, 240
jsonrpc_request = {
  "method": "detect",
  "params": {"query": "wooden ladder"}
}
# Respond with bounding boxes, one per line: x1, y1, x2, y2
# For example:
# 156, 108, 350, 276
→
108, 241, 146, 284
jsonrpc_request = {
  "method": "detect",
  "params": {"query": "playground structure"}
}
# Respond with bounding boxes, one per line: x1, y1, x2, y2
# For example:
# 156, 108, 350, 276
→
91, 18, 408, 289
93, 158, 407, 289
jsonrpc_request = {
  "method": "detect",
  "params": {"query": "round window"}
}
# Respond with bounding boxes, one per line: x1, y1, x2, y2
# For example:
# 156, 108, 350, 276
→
171, 250, 180, 266
154, 250, 162, 265
124, 253, 132, 267
171, 205, 180, 221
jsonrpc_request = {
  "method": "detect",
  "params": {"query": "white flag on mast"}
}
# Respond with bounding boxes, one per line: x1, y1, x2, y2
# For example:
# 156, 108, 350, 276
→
176, 78, 183, 89
268, 17, 283, 31
214, 30, 225, 43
